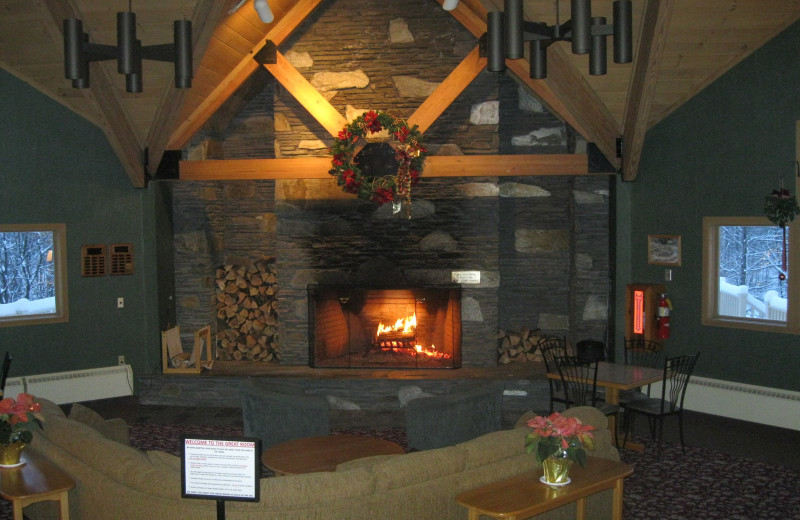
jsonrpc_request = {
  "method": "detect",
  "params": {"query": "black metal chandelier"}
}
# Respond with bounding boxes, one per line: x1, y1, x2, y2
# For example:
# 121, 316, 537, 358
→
487, 0, 632, 79
63, 7, 192, 93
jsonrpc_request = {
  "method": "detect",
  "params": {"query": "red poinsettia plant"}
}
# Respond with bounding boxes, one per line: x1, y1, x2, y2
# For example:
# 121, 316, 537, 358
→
0, 393, 43, 445
525, 412, 595, 467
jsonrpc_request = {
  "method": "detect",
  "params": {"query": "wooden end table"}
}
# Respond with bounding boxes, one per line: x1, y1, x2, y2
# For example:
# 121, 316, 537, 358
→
0, 451, 75, 520
261, 434, 404, 475
456, 457, 633, 520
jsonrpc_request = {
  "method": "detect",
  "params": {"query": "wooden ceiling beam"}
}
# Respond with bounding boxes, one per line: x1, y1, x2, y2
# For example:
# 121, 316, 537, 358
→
261, 52, 347, 137
145, 0, 232, 176
167, 0, 326, 150
621, 0, 675, 181
449, 0, 622, 171
407, 45, 487, 133
180, 154, 594, 180
40, 0, 145, 187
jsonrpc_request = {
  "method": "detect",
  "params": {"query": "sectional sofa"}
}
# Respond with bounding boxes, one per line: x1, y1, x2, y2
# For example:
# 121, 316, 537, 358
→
25, 399, 621, 519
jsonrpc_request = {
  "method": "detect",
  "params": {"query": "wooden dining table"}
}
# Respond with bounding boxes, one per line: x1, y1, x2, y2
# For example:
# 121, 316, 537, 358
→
547, 361, 665, 452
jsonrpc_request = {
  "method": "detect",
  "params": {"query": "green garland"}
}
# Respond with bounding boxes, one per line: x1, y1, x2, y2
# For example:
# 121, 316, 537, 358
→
328, 110, 427, 209
764, 188, 800, 228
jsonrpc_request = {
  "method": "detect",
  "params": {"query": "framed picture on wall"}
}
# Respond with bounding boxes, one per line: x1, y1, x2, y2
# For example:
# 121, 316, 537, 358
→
648, 235, 681, 265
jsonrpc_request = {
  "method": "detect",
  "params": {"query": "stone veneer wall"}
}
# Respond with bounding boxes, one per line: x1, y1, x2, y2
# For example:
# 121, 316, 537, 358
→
171, 0, 611, 366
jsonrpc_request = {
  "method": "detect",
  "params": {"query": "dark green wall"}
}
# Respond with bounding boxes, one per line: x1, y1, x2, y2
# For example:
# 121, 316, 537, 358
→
622, 20, 800, 391
0, 69, 162, 379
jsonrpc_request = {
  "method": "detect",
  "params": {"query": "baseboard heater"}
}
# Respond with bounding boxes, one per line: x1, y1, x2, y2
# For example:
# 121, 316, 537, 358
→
4, 365, 134, 405
650, 376, 800, 431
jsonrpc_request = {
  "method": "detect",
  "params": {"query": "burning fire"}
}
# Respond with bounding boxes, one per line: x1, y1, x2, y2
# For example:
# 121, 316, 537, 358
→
376, 314, 417, 336
375, 313, 451, 359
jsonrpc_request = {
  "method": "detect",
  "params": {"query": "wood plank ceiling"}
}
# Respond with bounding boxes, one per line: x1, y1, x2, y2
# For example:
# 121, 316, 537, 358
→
1, 0, 799, 187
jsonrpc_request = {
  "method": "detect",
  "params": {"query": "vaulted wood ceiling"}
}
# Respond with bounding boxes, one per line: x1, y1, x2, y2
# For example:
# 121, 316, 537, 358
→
2, 0, 799, 187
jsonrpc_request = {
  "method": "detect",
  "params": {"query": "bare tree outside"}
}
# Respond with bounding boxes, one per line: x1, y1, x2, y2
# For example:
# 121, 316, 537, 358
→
0, 231, 56, 316
719, 226, 787, 299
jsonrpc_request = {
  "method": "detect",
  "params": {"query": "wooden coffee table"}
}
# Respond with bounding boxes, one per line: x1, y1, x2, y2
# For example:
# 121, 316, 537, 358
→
456, 457, 633, 520
261, 434, 404, 475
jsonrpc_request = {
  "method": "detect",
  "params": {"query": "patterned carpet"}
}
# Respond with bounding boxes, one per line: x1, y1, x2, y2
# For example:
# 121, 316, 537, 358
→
1, 424, 798, 519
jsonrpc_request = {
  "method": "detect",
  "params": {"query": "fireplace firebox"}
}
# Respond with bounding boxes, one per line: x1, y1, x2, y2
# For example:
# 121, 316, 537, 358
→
308, 285, 462, 369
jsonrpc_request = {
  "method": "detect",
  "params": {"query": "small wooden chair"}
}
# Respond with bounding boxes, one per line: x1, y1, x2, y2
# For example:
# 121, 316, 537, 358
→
161, 325, 214, 374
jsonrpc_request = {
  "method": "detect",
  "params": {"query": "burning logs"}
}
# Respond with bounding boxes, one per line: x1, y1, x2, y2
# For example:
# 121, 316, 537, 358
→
497, 327, 544, 364
215, 259, 280, 362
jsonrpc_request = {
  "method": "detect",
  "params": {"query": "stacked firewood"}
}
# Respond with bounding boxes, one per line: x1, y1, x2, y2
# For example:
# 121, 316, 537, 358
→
497, 327, 544, 363
215, 259, 280, 362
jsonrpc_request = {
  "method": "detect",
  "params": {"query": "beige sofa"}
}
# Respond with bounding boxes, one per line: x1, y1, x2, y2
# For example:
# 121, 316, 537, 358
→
26, 399, 621, 520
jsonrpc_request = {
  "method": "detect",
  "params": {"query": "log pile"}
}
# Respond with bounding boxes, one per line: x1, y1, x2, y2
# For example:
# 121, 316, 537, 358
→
215, 259, 280, 362
497, 327, 544, 364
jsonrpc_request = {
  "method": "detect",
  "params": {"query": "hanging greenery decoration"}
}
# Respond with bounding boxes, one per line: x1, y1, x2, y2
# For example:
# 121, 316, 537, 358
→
764, 187, 800, 228
329, 111, 427, 214
763, 164, 800, 281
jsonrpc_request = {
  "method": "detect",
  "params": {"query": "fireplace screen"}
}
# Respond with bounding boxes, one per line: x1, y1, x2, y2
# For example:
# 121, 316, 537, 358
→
308, 285, 461, 369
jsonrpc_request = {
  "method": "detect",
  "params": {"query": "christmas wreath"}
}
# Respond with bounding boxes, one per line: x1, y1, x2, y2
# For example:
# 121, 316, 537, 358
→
329, 110, 427, 211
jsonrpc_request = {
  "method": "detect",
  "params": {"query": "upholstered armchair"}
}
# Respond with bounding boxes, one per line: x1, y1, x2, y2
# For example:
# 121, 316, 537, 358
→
239, 378, 331, 450
405, 383, 504, 451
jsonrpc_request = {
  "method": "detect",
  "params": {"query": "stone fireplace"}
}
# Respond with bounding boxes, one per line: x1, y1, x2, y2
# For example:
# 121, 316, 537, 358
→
309, 284, 461, 369
167, 0, 612, 370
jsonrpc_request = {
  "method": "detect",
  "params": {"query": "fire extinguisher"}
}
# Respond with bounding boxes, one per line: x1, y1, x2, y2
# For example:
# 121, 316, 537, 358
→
656, 293, 671, 339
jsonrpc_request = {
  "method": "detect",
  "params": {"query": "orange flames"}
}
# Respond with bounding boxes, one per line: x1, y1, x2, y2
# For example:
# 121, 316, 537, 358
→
375, 313, 450, 359
376, 314, 417, 336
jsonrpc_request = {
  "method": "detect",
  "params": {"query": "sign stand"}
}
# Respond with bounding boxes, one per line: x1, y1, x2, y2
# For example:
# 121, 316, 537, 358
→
181, 435, 262, 518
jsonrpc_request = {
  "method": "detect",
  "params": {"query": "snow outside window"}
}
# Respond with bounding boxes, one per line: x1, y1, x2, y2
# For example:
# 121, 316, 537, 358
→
0, 223, 69, 327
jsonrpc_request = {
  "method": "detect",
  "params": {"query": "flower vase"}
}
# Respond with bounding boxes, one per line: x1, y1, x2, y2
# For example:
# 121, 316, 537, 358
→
0, 441, 26, 466
542, 453, 572, 485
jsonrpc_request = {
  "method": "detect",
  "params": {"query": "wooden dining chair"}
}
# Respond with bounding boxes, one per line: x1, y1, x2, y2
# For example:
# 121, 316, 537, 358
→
0, 351, 11, 397
553, 355, 620, 419
622, 353, 700, 459
538, 336, 568, 413
619, 338, 664, 405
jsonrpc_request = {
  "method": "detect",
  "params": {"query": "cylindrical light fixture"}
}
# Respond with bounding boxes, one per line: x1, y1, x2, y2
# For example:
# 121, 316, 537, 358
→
590, 17, 607, 75
613, 0, 632, 63
125, 40, 142, 93
72, 32, 91, 88
571, 0, 591, 54
63, 18, 84, 80
504, 0, 523, 60
530, 40, 547, 79
442, 0, 459, 11
117, 11, 137, 75
174, 19, 193, 89
254, 0, 274, 23
487, 11, 506, 72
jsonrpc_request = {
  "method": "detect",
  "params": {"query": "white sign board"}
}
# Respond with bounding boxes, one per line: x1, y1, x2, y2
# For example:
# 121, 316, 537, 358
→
451, 271, 481, 284
182, 436, 261, 502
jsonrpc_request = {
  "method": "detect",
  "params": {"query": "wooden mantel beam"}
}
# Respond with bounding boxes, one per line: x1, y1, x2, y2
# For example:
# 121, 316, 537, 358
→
180, 154, 596, 180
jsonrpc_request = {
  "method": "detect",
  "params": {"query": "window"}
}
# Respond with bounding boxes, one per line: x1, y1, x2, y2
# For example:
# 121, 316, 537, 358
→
0, 224, 69, 327
702, 217, 799, 333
